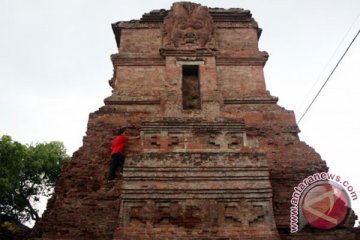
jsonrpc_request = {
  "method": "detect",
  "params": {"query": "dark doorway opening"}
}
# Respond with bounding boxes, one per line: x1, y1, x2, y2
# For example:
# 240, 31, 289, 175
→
182, 65, 201, 110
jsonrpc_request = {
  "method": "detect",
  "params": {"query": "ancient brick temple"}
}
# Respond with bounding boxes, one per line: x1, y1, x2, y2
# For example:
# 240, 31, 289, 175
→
33, 2, 358, 240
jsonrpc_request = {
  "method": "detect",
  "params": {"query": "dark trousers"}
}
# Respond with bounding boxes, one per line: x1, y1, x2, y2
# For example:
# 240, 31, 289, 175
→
108, 153, 125, 180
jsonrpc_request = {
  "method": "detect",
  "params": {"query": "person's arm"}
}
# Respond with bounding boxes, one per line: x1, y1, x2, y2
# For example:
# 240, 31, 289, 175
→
128, 135, 140, 140
123, 128, 140, 140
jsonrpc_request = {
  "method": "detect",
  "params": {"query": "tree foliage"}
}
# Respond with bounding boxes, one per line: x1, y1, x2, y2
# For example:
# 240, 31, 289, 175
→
0, 135, 70, 223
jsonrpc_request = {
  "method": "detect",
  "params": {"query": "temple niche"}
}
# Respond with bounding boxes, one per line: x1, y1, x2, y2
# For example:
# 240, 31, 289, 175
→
32, 2, 358, 240
182, 65, 201, 109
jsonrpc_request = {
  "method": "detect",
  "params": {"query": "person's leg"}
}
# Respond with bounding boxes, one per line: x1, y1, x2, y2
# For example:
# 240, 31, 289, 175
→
118, 154, 125, 174
108, 155, 119, 180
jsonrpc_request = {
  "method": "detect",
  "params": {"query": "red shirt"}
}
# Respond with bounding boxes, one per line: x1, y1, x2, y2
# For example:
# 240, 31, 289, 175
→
111, 135, 129, 155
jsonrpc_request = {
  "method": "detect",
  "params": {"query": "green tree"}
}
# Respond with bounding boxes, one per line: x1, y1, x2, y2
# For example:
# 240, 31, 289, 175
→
0, 135, 70, 223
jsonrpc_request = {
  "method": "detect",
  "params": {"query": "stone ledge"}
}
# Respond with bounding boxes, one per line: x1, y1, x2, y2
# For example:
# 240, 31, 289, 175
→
120, 191, 273, 200
224, 97, 278, 104
216, 52, 269, 66
137, 7, 254, 23
104, 95, 160, 105
111, 55, 165, 66
141, 121, 245, 133
159, 48, 217, 57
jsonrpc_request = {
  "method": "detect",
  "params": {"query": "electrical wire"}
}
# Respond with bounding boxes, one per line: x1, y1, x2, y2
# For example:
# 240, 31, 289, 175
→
297, 28, 360, 124
297, 12, 360, 112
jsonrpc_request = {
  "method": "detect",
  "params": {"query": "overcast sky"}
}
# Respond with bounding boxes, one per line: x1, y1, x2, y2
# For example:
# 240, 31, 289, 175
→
1, 0, 359, 226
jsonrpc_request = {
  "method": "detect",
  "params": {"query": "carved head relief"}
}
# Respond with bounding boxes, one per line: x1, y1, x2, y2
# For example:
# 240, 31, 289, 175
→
163, 2, 215, 49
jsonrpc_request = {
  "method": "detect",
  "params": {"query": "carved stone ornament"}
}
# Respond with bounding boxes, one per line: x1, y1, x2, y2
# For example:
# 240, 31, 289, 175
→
162, 2, 216, 49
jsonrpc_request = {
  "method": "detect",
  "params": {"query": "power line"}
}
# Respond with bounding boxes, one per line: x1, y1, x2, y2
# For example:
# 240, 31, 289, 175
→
297, 12, 360, 112
297, 28, 360, 124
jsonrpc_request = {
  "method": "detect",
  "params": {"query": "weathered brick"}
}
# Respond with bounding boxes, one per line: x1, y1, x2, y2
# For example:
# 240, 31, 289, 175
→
32, 2, 358, 240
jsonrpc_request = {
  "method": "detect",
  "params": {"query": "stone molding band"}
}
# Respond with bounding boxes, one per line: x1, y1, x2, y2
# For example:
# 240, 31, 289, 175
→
141, 121, 246, 133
